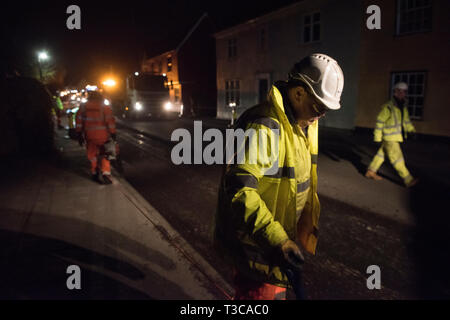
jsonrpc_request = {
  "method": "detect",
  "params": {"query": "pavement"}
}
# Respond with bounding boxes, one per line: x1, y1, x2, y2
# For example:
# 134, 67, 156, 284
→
0, 120, 233, 299
117, 115, 450, 227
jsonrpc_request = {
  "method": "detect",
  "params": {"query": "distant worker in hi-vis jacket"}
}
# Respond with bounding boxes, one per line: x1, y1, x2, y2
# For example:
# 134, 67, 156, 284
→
76, 91, 116, 185
365, 82, 418, 188
214, 54, 344, 300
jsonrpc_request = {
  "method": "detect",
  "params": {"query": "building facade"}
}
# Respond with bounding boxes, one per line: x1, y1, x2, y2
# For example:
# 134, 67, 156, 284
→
214, 0, 363, 129
215, 0, 450, 137
142, 50, 182, 104
141, 13, 217, 116
356, 0, 450, 137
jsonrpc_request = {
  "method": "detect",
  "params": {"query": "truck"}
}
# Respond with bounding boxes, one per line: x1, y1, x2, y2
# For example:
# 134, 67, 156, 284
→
123, 73, 182, 119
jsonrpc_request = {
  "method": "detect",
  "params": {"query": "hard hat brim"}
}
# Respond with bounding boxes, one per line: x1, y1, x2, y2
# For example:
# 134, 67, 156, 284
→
298, 77, 341, 110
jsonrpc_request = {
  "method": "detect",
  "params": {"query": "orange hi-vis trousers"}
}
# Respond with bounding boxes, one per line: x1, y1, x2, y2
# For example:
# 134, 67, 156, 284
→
233, 271, 287, 300
87, 140, 111, 175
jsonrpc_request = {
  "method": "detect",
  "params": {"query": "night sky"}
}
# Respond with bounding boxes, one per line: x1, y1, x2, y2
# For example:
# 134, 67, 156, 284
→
3, 0, 298, 86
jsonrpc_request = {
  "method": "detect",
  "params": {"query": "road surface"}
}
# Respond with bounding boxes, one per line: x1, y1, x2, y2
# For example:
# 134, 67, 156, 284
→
113, 118, 450, 299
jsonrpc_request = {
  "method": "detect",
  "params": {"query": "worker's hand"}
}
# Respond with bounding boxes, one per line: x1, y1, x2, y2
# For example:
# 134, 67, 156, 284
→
280, 239, 304, 267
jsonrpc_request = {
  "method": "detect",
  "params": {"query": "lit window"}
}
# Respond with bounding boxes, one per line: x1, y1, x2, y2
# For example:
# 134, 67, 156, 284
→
225, 80, 240, 106
167, 56, 172, 72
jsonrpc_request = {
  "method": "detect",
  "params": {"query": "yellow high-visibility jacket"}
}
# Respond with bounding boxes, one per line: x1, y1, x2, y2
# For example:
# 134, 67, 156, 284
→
374, 99, 415, 142
214, 85, 320, 287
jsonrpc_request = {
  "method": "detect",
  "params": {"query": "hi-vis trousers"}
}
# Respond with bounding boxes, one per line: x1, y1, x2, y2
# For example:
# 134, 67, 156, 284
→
86, 140, 111, 175
368, 141, 414, 184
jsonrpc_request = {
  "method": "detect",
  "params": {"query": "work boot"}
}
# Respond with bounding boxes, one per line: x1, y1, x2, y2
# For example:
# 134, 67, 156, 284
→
102, 174, 113, 185
365, 170, 383, 181
405, 178, 419, 188
91, 173, 100, 183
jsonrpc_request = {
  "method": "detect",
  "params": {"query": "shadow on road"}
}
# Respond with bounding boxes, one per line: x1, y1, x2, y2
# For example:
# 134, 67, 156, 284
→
319, 130, 371, 176
408, 175, 450, 299
0, 227, 151, 299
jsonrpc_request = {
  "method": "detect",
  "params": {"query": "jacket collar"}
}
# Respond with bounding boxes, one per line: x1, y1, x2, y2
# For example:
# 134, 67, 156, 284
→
391, 97, 407, 109
271, 81, 297, 126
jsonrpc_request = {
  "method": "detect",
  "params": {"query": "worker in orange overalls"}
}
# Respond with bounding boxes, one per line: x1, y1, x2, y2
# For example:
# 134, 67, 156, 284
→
75, 91, 116, 184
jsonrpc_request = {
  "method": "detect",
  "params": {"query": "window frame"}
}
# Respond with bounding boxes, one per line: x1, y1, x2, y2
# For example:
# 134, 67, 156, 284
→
390, 70, 427, 120
395, 0, 432, 36
259, 27, 267, 51
227, 38, 237, 59
302, 11, 321, 44
225, 79, 240, 107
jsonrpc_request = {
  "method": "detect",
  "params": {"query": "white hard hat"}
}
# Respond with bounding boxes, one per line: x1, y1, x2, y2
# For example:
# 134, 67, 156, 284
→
394, 82, 408, 91
288, 53, 344, 110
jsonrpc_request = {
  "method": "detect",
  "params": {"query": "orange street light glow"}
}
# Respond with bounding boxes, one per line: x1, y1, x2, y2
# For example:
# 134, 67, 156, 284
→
102, 79, 116, 87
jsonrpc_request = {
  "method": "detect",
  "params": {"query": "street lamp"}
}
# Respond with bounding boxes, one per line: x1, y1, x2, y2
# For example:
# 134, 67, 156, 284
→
102, 79, 116, 87
38, 52, 49, 61
37, 51, 49, 81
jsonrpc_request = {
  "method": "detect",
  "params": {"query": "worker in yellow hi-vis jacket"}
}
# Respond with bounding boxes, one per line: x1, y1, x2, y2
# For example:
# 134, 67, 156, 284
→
214, 54, 344, 300
365, 82, 418, 187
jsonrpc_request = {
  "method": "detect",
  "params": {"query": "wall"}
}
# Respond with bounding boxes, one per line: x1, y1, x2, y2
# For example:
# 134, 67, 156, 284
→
356, 0, 450, 137
215, 0, 363, 130
142, 50, 182, 104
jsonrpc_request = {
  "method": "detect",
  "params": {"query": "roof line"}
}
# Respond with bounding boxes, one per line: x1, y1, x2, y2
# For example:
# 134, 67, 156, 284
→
213, 0, 304, 38
176, 12, 209, 53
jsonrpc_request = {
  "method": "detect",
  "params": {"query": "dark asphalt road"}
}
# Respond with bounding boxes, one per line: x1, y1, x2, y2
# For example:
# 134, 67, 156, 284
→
115, 119, 450, 300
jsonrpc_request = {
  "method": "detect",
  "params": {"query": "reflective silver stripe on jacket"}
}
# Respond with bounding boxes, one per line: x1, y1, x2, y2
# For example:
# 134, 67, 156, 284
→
384, 124, 401, 129
297, 179, 311, 193
265, 166, 295, 179
249, 117, 280, 130
384, 131, 402, 136
229, 174, 258, 190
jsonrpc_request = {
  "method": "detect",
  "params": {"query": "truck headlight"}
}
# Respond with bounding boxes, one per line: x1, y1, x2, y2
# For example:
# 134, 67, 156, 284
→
135, 102, 143, 111
164, 101, 172, 111
104, 99, 110, 106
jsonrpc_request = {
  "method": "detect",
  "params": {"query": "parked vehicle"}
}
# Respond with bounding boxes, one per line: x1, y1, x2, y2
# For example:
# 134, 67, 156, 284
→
123, 73, 182, 119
